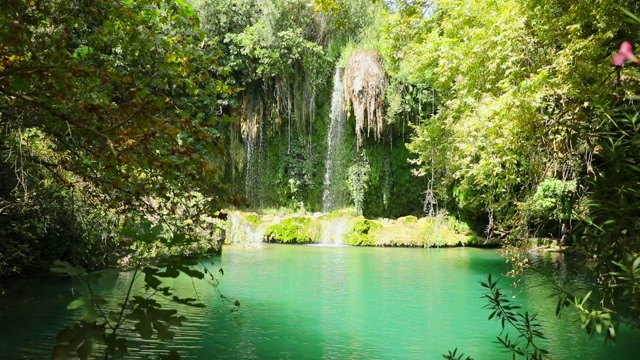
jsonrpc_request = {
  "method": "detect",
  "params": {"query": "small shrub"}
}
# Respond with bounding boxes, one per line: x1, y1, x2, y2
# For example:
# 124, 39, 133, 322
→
465, 235, 485, 246
446, 216, 473, 234
264, 217, 318, 244
345, 218, 381, 246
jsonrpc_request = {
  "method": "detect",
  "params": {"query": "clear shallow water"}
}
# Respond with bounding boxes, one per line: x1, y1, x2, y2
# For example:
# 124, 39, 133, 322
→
1, 245, 639, 359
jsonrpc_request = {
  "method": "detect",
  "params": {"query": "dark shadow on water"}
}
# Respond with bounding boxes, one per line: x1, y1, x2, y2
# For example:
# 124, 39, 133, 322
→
0, 275, 77, 359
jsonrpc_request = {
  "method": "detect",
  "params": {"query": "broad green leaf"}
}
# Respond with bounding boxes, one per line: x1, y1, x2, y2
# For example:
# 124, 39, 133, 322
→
82, 306, 98, 323
172, 296, 205, 308
179, 266, 204, 279
166, 315, 187, 327
153, 321, 175, 341
67, 297, 86, 310
145, 273, 162, 288
157, 267, 180, 278
135, 319, 154, 339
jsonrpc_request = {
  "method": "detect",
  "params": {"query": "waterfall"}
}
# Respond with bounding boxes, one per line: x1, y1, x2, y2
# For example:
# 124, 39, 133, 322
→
322, 67, 347, 212
244, 95, 263, 205
319, 217, 349, 245
226, 212, 269, 244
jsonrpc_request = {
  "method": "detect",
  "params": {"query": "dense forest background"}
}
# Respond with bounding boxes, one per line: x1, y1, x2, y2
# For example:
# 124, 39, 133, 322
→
2, 0, 640, 356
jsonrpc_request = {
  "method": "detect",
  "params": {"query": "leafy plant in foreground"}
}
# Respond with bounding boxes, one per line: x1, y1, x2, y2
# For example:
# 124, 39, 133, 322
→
445, 275, 548, 360
442, 348, 474, 360
550, 255, 640, 344
50, 222, 239, 360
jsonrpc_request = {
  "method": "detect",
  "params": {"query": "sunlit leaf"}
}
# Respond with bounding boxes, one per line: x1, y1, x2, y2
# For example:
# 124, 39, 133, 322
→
67, 297, 86, 310
82, 306, 98, 323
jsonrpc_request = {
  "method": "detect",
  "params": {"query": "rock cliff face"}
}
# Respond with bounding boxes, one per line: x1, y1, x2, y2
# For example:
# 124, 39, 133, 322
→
224, 51, 423, 217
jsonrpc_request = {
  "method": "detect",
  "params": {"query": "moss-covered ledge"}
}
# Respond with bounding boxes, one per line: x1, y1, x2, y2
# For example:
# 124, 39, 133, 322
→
224, 209, 485, 247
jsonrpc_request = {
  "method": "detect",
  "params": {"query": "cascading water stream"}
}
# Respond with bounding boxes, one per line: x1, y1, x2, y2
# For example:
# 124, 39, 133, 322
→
322, 67, 347, 213
244, 96, 263, 205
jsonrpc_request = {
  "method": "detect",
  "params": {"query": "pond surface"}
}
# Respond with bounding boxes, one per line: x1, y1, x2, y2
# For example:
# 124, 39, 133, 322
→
1, 245, 639, 359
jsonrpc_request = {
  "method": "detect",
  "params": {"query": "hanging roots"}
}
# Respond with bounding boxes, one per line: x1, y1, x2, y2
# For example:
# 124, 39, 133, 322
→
344, 50, 386, 149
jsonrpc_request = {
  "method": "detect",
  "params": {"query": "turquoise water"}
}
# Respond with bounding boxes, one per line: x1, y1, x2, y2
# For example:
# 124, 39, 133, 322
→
1, 245, 639, 359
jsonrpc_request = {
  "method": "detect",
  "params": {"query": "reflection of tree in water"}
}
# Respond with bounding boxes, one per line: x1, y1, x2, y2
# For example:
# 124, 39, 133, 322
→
527, 251, 588, 288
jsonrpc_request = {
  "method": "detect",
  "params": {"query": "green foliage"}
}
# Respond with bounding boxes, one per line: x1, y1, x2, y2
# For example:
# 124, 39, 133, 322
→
264, 216, 318, 243
1, 0, 233, 205
0, 185, 121, 277
448, 275, 547, 360
246, 214, 260, 224
0, 0, 233, 276
464, 235, 485, 247
327, 207, 359, 219
482, 275, 548, 359
545, 255, 640, 344
363, 140, 425, 218
549, 40, 640, 339
122, 192, 225, 260
347, 152, 371, 215
282, 142, 317, 210
0, 1, 240, 358
345, 218, 381, 246
50, 224, 237, 359
527, 179, 576, 221
442, 348, 474, 360
386, 0, 640, 237
445, 216, 472, 235
578, 106, 640, 256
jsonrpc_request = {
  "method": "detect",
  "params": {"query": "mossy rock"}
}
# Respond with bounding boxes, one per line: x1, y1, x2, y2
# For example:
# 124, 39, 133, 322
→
398, 215, 418, 224
345, 218, 382, 246
264, 217, 317, 244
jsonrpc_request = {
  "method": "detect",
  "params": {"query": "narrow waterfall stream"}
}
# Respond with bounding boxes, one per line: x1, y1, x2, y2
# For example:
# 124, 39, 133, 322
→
244, 95, 264, 205
322, 67, 347, 212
